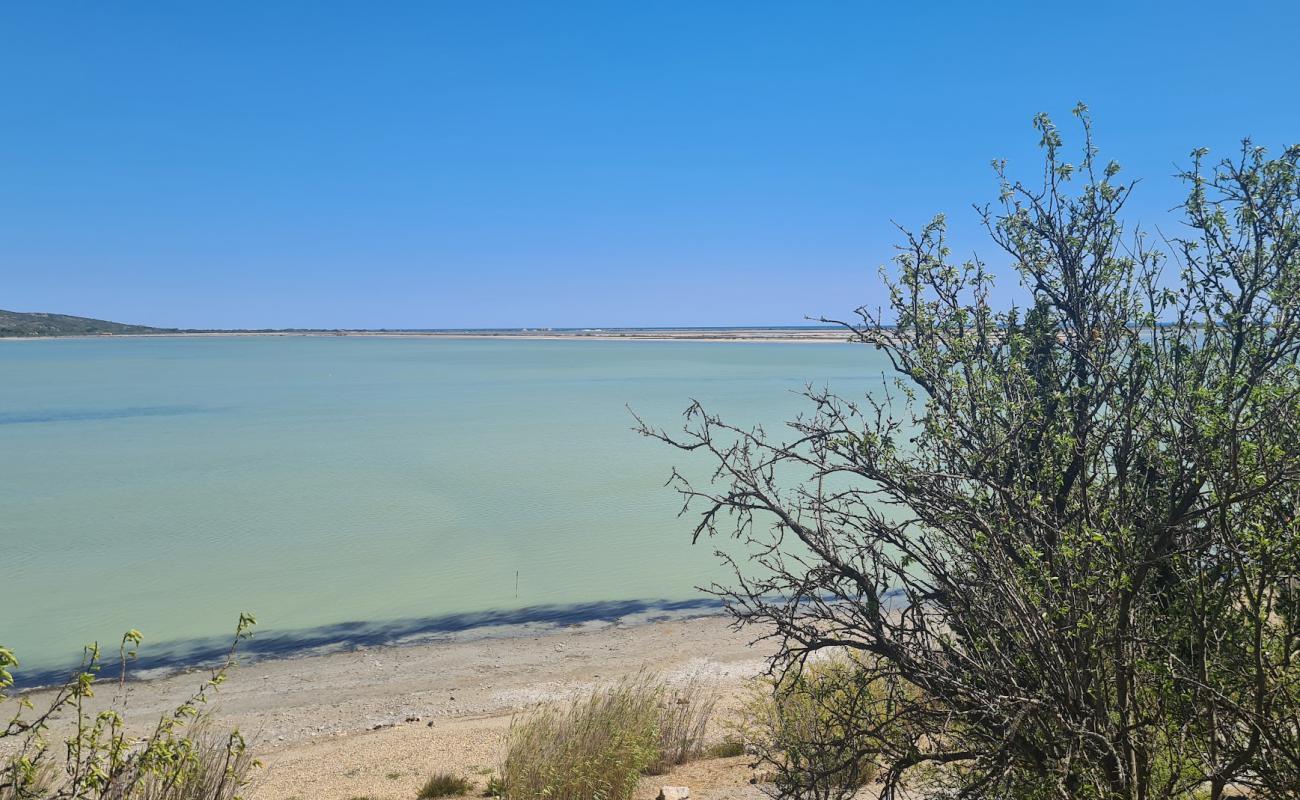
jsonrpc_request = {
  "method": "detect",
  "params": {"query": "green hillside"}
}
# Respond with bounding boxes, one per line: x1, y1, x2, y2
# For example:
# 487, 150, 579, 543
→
0, 309, 169, 337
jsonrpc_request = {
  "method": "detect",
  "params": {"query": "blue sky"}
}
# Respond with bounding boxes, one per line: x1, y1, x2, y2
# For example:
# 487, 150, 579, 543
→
2, 2, 1298, 329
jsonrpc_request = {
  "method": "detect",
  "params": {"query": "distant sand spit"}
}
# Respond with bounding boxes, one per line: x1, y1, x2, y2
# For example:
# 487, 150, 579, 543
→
1, 327, 855, 343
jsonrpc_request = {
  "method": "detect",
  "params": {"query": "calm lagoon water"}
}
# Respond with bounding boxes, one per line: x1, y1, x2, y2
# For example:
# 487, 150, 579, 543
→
1, 336, 884, 683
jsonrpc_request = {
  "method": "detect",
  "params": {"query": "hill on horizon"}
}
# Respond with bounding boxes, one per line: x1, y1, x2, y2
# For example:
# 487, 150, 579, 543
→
0, 309, 168, 337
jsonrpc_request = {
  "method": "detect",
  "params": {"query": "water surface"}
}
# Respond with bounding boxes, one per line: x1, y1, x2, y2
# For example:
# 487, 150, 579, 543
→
1, 336, 884, 683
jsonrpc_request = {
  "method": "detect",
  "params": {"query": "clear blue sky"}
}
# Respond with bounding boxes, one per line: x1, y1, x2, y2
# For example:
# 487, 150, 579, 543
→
2, 2, 1298, 329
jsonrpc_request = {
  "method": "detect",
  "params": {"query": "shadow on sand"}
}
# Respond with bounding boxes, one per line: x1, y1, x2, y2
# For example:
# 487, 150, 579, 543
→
15, 597, 727, 690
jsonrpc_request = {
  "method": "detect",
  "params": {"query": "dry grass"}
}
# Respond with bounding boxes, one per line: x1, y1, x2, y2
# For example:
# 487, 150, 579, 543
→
131, 720, 258, 800
497, 672, 715, 800
647, 674, 716, 775
0, 762, 53, 800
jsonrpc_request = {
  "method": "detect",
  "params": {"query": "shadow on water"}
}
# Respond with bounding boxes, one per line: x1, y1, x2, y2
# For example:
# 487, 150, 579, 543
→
13, 597, 726, 690
0, 405, 211, 426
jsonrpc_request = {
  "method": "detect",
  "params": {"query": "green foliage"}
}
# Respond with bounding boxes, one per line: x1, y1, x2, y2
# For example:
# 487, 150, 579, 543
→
641, 108, 1300, 799
496, 673, 714, 800
481, 775, 504, 798
416, 772, 472, 798
128, 719, 259, 800
741, 655, 885, 800
1, 615, 257, 800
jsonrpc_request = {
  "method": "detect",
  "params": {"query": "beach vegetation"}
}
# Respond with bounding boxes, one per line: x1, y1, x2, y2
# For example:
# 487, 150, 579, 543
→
480, 775, 504, 798
739, 654, 885, 800
1, 615, 257, 800
640, 106, 1300, 799
128, 718, 258, 800
416, 772, 472, 798
496, 673, 714, 800
703, 737, 745, 759
646, 675, 716, 775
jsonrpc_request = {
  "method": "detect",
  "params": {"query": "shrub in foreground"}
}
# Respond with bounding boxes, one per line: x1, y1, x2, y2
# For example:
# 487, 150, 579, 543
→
741, 655, 884, 800
131, 719, 259, 800
497, 673, 714, 800
639, 106, 1300, 798
1, 615, 257, 800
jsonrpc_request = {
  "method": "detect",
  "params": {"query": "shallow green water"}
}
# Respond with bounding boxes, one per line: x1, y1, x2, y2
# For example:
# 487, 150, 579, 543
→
1, 336, 884, 682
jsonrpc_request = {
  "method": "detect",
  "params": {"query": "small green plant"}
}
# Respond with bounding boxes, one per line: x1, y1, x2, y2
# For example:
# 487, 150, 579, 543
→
386, 772, 402, 780
130, 718, 260, 800
1, 615, 257, 800
0, 761, 52, 800
417, 772, 472, 798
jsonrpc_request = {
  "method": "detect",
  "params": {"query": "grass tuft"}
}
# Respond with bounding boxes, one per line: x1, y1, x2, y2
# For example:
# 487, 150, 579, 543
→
417, 772, 473, 798
647, 675, 716, 775
704, 737, 746, 759
497, 672, 715, 800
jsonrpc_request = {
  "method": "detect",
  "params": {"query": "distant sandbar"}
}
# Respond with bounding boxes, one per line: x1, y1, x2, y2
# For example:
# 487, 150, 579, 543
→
3, 327, 856, 343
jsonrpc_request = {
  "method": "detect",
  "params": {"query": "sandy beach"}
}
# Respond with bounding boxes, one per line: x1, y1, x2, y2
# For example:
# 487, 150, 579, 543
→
7, 616, 775, 800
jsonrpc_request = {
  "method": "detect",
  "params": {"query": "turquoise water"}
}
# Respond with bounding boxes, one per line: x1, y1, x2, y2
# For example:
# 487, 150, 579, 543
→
1, 336, 883, 683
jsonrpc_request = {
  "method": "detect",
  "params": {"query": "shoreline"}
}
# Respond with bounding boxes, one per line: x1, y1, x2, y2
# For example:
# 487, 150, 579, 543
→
0, 328, 855, 344
3, 612, 764, 747
4, 614, 770, 800
9, 598, 733, 692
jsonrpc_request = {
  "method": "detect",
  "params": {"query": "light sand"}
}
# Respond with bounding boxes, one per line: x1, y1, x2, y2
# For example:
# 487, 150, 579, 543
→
7, 616, 777, 800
